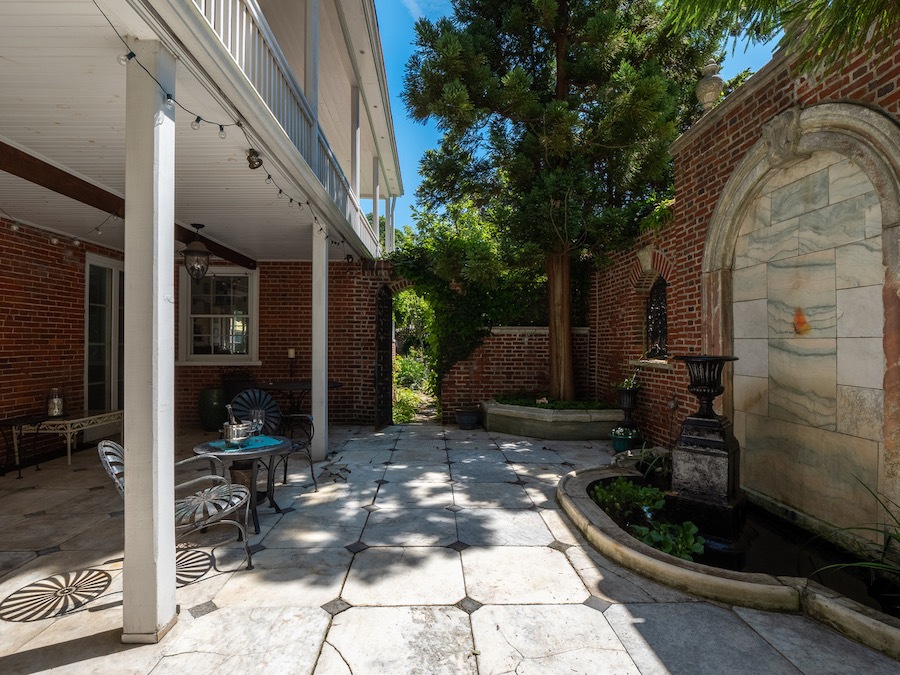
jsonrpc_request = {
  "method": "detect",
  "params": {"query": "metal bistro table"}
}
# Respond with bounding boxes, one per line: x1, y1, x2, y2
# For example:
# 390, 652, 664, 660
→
193, 435, 290, 534
263, 379, 343, 410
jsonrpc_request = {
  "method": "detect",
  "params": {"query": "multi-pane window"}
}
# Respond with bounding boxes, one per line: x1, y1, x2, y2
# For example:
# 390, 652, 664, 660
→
646, 276, 668, 359
180, 268, 258, 362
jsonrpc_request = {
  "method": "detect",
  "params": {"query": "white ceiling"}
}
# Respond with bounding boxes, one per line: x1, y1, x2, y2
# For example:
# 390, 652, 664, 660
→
0, 0, 401, 262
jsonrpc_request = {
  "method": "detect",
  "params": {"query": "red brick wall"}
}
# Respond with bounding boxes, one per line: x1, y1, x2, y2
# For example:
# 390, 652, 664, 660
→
441, 327, 591, 419
589, 33, 900, 448
0, 219, 124, 464
0, 216, 392, 470
173, 259, 392, 427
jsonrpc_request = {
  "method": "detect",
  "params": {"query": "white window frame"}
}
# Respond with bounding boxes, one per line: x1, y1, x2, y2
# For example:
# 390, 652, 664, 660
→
177, 266, 261, 365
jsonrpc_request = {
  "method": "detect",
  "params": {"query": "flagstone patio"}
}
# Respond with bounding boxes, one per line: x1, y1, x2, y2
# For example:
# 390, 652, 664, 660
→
0, 423, 897, 673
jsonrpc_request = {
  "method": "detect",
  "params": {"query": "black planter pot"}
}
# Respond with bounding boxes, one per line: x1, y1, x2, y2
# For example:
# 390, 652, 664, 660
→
616, 387, 639, 426
676, 355, 738, 418
455, 408, 480, 430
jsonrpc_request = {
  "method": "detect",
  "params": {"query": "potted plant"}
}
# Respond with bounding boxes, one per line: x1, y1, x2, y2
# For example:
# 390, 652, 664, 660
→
614, 362, 641, 426
610, 425, 642, 453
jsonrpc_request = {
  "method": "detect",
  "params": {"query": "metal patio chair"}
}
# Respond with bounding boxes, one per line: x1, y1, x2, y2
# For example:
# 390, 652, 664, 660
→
98, 439, 253, 570
230, 388, 317, 490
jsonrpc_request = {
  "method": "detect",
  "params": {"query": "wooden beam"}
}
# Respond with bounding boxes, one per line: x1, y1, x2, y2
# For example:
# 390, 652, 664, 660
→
0, 140, 256, 270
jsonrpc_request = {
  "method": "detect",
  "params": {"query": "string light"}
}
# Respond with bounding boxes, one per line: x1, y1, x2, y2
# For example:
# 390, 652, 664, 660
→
92, 0, 361, 255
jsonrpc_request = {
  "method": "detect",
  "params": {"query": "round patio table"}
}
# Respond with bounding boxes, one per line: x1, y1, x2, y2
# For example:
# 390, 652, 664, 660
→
193, 435, 291, 534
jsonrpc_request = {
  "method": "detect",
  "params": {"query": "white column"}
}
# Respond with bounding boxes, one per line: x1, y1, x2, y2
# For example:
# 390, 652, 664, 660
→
350, 85, 361, 233
305, 0, 319, 118
350, 85, 360, 198
386, 196, 396, 252
372, 156, 380, 246
122, 39, 177, 644
311, 226, 329, 460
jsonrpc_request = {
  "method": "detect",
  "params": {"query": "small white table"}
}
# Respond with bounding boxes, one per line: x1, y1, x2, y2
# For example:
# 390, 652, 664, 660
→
18, 410, 123, 465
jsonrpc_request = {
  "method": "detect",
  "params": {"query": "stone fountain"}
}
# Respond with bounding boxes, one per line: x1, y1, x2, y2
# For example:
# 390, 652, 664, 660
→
668, 355, 746, 543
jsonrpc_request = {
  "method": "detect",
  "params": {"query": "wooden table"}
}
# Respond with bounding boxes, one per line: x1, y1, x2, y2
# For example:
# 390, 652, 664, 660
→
193, 435, 291, 533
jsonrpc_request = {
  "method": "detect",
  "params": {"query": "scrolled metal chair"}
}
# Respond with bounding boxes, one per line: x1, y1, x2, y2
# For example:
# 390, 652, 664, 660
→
98, 439, 253, 570
230, 389, 317, 490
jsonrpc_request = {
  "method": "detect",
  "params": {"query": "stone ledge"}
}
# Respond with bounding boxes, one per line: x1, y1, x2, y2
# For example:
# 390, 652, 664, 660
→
482, 401, 623, 440
558, 467, 900, 661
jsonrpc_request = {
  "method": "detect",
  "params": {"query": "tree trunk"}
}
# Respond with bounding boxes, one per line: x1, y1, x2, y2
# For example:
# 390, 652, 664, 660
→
546, 251, 575, 400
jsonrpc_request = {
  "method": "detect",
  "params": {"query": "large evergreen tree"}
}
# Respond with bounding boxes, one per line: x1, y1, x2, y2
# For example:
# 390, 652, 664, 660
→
403, 0, 723, 399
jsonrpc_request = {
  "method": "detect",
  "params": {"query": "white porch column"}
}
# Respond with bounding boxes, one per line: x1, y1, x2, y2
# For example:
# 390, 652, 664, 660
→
372, 156, 380, 245
386, 196, 396, 252
122, 40, 177, 643
311, 225, 329, 460
350, 85, 360, 197
305, 0, 319, 118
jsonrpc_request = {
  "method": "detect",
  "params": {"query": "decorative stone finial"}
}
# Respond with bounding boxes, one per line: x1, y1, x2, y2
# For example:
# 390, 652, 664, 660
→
696, 59, 724, 112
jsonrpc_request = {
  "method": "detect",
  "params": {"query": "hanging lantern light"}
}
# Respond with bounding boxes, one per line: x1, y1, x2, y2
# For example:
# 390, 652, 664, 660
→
246, 148, 263, 170
182, 223, 212, 281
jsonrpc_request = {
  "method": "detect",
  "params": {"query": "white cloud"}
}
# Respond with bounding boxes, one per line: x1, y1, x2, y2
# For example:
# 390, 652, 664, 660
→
401, 0, 424, 18
401, 0, 452, 20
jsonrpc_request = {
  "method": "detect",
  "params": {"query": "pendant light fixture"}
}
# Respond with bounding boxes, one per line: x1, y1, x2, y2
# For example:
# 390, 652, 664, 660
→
182, 223, 212, 281
247, 148, 263, 170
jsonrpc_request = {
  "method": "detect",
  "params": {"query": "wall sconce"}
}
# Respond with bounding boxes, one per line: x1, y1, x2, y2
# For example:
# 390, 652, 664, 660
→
247, 148, 263, 170
182, 223, 212, 281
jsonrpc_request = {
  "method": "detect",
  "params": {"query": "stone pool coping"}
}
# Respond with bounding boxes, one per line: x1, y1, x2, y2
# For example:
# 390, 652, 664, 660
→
482, 401, 623, 440
557, 467, 900, 661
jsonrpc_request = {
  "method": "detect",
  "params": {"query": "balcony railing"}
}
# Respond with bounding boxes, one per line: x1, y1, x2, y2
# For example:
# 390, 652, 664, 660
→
191, 0, 379, 255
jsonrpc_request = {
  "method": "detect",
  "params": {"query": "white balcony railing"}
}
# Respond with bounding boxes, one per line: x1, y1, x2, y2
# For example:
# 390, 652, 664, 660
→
191, 0, 380, 255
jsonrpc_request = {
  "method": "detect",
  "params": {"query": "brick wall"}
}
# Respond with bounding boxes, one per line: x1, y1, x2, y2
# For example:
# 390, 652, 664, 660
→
0, 216, 393, 470
441, 327, 591, 419
589, 32, 900, 448
173, 259, 392, 428
0, 219, 123, 465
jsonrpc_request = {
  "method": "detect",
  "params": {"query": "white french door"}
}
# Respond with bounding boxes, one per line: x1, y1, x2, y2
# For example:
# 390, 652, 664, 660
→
84, 254, 124, 437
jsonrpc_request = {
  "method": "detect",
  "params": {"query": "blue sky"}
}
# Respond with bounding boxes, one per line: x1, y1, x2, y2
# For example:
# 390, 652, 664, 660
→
374, 0, 778, 231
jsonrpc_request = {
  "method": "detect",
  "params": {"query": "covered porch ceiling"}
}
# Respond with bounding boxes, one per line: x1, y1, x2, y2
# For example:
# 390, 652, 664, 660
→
0, 0, 398, 262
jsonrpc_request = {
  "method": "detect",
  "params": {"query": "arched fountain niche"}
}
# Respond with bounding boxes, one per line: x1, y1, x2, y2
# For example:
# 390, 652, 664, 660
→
702, 103, 900, 546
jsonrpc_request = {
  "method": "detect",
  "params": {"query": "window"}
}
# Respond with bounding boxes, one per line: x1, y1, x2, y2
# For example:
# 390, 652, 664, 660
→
179, 267, 259, 364
646, 276, 667, 359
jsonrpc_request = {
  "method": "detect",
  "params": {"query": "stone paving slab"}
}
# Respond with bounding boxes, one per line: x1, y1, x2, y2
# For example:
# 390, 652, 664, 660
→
472, 604, 639, 675
322, 606, 476, 674
604, 602, 801, 674
342, 546, 466, 606
462, 546, 590, 605
0, 422, 897, 674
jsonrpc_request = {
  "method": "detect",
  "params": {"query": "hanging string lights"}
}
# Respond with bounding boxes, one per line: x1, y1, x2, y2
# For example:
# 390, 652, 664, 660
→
94, 0, 355, 255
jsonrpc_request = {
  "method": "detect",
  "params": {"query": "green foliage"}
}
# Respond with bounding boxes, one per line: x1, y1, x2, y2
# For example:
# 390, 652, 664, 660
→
390, 201, 549, 392
393, 387, 421, 424
816, 479, 900, 583
666, 0, 900, 74
394, 290, 433, 356
591, 477, 666, 523
395, 350, 429, 391
632, 521, 706, 561
591, 477, 705, 561
494, 393, 612, 410
402, 0, 726, 399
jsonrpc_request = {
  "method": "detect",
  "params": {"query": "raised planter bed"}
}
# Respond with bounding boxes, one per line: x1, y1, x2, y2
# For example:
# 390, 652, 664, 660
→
482, 401, 624, 440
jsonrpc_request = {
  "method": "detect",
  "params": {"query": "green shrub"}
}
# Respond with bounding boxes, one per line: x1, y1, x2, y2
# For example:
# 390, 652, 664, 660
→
591, 477, 705, 562
393, 387, 420, 424
631, 521, 705, 561
590, 477, 665, 523
395, 350, 429, 391
495, 393, 611, 410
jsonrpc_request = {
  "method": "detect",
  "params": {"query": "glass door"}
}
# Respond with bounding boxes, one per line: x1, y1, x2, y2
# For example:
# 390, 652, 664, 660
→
85, 255, 124, 417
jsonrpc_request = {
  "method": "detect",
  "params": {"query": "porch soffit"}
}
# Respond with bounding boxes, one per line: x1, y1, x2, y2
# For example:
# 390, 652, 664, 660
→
0, 0, 393, 261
